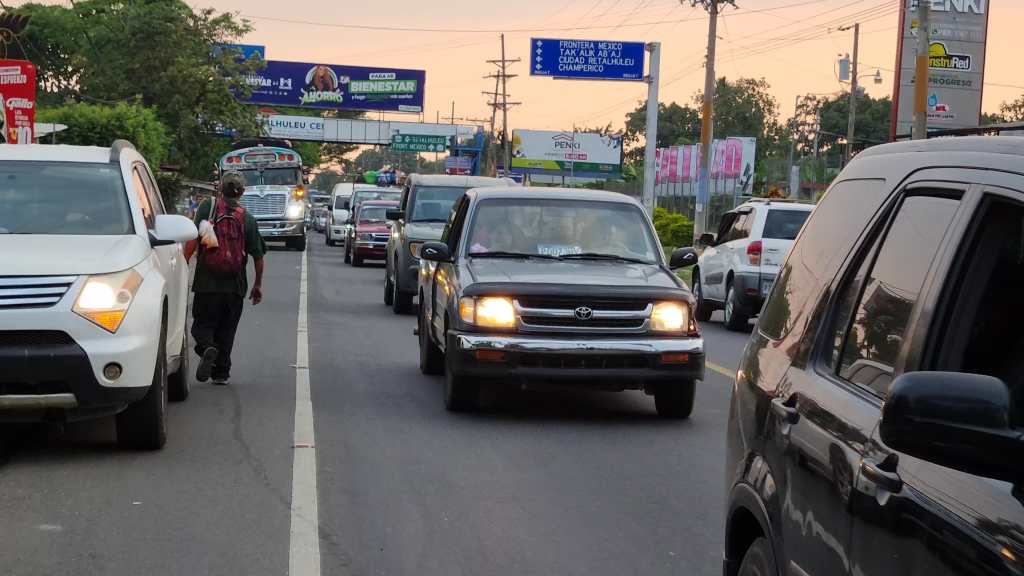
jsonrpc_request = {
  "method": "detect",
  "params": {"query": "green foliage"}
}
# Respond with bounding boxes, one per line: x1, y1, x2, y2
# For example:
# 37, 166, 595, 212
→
694, 77, 784, 165
816, 93, 892, 153
351, 147, 443, 174
652, 207, 695, 249
623, 101, 701, 164
38, 103, 170, 167
998, 96, 1024, 122
17, 0, 260, 178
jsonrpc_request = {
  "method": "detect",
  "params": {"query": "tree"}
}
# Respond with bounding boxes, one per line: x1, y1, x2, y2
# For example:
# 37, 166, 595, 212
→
815, 93, 892, 154
998, 95, 1024, 122
694, 77, 784, 164
38, 103, 169, 167
623, 101, 701, 164
17, 0, 261, 178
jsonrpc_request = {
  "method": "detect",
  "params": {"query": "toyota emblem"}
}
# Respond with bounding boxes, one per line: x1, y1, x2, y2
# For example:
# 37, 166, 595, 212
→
574, 306, 594, 321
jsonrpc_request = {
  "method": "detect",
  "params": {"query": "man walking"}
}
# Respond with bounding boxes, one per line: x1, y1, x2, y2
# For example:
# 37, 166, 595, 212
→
184, 171, 266, 385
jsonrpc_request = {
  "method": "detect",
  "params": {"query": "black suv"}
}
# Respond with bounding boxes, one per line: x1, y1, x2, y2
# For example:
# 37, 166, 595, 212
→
725, 137, 1024, 576
416, 187, 703, 417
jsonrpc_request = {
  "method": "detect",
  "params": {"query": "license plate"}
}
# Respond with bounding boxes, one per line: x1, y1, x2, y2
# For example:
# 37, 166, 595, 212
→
258, 222, 274, 229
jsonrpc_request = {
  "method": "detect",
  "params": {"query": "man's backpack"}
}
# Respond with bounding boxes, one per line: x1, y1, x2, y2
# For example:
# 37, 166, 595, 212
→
203, 197, 248, 278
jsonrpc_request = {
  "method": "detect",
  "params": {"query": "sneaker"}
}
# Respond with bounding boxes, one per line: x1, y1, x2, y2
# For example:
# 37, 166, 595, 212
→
211, 377, 229, 386
195, 347, 218, 382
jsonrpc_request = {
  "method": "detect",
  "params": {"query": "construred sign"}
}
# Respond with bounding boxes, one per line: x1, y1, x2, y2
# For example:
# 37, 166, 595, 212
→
0, 60, 36, 144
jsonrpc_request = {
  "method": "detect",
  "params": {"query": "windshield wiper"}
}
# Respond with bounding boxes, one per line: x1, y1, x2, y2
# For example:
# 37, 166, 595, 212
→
558, 252, 652, 264
468, 251, 557, 260
411, 218, 448, 223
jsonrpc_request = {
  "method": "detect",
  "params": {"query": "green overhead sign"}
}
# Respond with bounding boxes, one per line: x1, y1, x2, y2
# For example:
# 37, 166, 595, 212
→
391, 133, 449, 152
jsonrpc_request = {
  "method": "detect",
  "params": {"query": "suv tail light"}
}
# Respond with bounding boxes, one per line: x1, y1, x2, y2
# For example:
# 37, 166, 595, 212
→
746, 240, 762, 266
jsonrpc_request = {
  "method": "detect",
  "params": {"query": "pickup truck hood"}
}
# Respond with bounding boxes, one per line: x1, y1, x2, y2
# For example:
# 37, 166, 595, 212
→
467, 258, 682, 289
356, 223, 389, 234
405, 222, 445, 241
0, 235, 149, 276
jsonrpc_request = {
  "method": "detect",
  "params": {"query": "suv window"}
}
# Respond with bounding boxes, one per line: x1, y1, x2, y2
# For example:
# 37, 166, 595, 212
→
0, 161, 134, 235
759, 179, 888, 342
408, 186, 466, 222
762, 209, 810, 240
131, 167, 156, 230
835, 194, 960, 396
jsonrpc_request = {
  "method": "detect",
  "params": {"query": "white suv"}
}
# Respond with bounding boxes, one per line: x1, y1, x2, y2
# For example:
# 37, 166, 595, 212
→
690, 199, 813, 331
0, 140, 198, 449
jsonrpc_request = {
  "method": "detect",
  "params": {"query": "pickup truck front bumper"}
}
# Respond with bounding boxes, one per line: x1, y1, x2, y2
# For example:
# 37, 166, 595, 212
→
448, 333, 705, 390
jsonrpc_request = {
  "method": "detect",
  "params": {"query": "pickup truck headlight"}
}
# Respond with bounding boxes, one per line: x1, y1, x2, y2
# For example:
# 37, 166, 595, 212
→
651, 301, 689, 333
73, 269, 143, 333
286, 203, 304, 219
357, 233, 374, 241
459, 296, 516, 328
409, 242, 423, 259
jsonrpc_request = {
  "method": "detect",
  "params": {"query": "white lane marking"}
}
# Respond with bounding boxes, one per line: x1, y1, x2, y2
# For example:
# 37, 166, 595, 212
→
289, 248, 321, 576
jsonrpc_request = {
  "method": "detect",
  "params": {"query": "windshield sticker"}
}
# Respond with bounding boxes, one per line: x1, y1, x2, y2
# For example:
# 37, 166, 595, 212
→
537, 244, 583, 257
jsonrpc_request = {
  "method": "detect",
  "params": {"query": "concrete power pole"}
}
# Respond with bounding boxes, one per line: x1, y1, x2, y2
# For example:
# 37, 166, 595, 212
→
844, 22, 860, 164
693, 0, 720, 244
913, 2, 930, 140
641, 42, 661, 215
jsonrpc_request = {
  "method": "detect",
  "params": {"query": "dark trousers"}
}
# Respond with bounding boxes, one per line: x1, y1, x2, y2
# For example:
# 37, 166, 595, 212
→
191, 293, 244, 380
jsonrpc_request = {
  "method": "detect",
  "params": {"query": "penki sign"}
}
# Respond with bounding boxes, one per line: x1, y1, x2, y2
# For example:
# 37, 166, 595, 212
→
241, 60, 425, 113
510, 130, 623, 178
892, 0, 990, 138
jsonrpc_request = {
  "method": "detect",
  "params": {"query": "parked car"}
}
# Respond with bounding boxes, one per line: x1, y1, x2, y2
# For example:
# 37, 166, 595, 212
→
385, 174, 515, 314
417, 187, 703, 417
326, 182, 354, 247
724, 136, 1024, 576
344, 185, 402, 264
345, 200, 399, 266
0, 140, 198, 449
685, 199, 813, 331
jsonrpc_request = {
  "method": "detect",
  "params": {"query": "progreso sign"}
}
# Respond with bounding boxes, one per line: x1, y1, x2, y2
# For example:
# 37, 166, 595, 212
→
241, 60, 425, 113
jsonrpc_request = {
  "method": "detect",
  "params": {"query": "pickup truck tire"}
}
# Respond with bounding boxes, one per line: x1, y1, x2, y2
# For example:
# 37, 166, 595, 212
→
352, 254, 363, 267
724, 283, 750, 332
737, 537, 777, 576
384, 273, 394, 305
692, 272, 713, 322
418, 308, 444, 375
344, 242, 352, 263
117, 323, 168, 450
654, 379, 695, 419
444, 352, 477, 412
392, 275, 414, 315
167, 330, 190, 402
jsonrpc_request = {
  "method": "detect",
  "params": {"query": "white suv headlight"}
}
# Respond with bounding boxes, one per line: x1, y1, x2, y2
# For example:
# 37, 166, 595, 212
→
73, 269, 143, 333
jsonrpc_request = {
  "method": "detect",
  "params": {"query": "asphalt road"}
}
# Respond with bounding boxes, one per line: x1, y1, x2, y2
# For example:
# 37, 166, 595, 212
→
0, 236, 753, 576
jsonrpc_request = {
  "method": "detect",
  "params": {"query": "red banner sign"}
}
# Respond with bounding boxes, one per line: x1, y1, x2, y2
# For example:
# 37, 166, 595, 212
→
0, 59, 36, 144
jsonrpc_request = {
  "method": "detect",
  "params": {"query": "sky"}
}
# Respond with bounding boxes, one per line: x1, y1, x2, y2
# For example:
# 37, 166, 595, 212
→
212, 0, 1022, 134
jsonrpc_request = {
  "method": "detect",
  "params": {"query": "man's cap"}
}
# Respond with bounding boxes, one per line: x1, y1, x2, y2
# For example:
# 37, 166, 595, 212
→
221, 170, 246, 191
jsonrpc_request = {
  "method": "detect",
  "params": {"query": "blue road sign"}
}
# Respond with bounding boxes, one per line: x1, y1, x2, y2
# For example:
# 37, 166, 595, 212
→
530, 38, 645, 81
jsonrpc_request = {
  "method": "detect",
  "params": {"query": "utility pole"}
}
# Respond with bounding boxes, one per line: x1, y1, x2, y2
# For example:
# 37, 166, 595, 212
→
913, 1, 930, 140
841, 23, 860, 164
692, 0, 726, 244
642, 42, 661, 214
484, 33, 520, 177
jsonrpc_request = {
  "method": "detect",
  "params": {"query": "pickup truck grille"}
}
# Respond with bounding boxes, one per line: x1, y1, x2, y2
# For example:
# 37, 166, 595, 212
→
0, 276, 76, 309
514, 298, 652, 334
239, 194, 286, 217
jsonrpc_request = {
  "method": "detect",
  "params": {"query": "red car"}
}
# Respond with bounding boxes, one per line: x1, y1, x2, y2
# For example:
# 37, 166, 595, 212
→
346, 200, 398, 266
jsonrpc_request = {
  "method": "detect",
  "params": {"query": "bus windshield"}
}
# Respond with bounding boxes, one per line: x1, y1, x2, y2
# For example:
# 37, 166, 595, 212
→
237, 168, 302, 187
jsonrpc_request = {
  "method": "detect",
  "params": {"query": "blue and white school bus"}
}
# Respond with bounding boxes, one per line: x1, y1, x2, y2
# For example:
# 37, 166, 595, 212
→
219, 145, 308, 251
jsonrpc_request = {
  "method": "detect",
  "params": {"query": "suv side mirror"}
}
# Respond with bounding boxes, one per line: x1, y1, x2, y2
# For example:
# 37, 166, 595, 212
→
881, 372, 1023, 483
698, 233, 716, 247
669, 247, 698, 269
386, 208, 404, 221
419, 241, 451, 263
151, 214, 198, 246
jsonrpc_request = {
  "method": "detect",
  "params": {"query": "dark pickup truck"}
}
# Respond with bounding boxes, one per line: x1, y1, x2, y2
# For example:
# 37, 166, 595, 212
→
416, 187, 704, 418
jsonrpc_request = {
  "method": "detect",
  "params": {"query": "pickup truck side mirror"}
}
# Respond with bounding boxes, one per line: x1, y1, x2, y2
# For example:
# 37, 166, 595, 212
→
881, 371, 1023, 483
386, 208, 404, 221
419, 241, 452, 263
698, 233, 716, 247
669, 247, 698, 269
345, 217, 354, 225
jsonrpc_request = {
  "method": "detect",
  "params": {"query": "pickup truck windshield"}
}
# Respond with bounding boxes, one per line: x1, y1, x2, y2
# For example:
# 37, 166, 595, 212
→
358, 205, 389, 223
466, 198, 659, 264
409, 186, 465, 222
0, 161, 133, 235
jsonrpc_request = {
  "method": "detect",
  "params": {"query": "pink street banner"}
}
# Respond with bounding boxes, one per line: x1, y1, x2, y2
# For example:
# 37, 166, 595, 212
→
655, 137, 756, 197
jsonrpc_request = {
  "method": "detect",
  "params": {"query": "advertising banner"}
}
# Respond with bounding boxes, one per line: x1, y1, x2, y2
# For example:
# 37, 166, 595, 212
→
445, 156, 473, 175
893, 0, 990, 137
510, 130, 622, 178
242, 60, 425, 113
655, 138, 756, 198
530, 38, 645, 81
0, 59, 36, 144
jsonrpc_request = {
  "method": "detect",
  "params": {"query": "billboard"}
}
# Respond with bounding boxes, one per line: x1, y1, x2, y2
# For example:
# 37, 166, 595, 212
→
0, 60, 36, 144
510, 130, 622, 178
241, 60, 425, 113
893, 0, 990, 137
654, 138, 757, 198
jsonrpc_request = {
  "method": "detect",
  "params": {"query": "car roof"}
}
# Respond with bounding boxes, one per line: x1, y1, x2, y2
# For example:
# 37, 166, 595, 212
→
353, 185, 402, 194
0, 144, 114, 164
738, 199, 815, 211
358, 200, 399, 206
841, 136, 1024, 183
858, 135, 1024, 159
408, 174, 516, 188
467, 186, 639, 205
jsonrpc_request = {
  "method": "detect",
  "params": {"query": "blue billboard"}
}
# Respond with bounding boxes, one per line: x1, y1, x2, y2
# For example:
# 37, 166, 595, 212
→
530, 38, 645, 81
241, 60, 426, 113
214, 43, 265, 61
